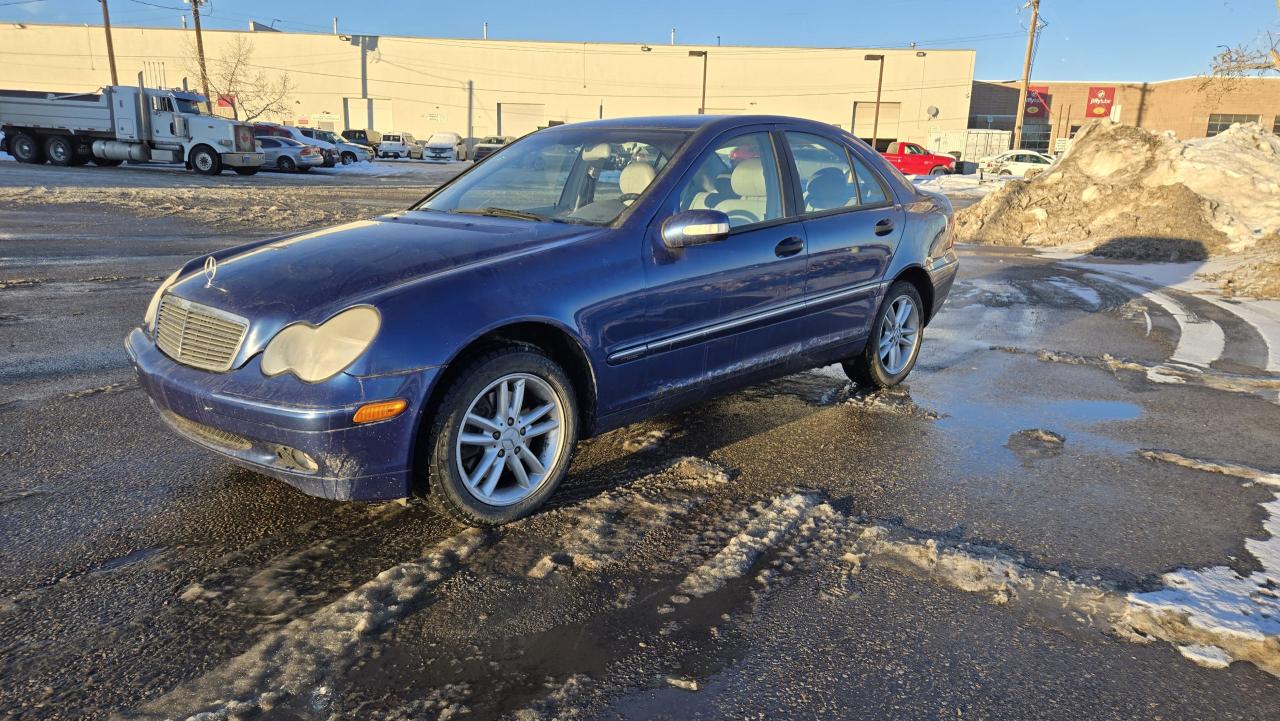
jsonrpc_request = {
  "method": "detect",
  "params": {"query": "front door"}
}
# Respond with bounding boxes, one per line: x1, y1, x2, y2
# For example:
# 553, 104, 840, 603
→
618, 128, 809, 408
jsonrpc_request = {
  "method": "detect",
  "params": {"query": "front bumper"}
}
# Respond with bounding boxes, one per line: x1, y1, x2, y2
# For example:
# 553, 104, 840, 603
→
126, 327, 438, 501
222, 152, 265, 168
425, 149, 453, 162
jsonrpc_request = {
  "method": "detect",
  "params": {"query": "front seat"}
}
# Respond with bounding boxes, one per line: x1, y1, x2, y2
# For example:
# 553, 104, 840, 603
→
618, 161, 655, 205
805, 167, 855, 211
713, 158, 769, 225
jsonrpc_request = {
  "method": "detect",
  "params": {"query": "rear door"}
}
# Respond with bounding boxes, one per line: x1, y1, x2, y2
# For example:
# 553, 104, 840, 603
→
782, 129, 904, 349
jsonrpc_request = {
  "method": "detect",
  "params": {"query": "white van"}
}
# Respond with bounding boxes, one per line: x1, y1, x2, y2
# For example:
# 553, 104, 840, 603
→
378, 132, 418, 159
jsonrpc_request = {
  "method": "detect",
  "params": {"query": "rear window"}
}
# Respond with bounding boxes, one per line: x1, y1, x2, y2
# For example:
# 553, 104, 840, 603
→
383, 134, 402, 142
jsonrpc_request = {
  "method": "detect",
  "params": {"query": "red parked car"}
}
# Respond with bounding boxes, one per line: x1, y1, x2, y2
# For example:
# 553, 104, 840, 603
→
880, 141, 955, 176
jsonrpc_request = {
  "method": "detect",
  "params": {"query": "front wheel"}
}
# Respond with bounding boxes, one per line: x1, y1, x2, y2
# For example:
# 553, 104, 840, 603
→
189, 145, 222, 175
843, 282, 924, 389
424, 345, 578, 526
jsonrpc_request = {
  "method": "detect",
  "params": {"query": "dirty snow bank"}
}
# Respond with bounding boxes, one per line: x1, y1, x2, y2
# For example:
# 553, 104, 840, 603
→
957, 122, 1280, 291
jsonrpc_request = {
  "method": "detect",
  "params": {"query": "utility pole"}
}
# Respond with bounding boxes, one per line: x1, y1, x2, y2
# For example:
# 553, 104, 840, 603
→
1013, 0, 1042, 150
189, 0, 212, 112
100, 1, 119, 85
864, 54, 885, 151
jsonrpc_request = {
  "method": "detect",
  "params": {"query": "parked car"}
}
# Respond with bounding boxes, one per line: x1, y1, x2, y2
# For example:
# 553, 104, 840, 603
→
880, 141, 954, 176
471, 135, 513, 161
298, 127, 373, 165
255, 123, 337, 167
979, 149, 1054, 178
422, 131, 467, 161
127, 115, 957, 526
255, 136, 325, 172
378, 132, 417, 159
341, 128, 382, 151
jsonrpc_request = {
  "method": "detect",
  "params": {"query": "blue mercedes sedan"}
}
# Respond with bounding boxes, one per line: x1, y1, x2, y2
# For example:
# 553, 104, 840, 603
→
126, 115, 958, 525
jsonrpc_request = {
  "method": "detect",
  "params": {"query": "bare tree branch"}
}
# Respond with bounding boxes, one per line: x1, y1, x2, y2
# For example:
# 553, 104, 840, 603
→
185, 35, 293, 122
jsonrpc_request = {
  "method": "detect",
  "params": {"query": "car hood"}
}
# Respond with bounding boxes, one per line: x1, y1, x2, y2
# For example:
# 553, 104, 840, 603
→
168, 212, 603, 323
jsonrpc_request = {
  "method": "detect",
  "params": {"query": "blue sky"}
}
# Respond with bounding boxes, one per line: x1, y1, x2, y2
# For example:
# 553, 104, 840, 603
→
3, 0, 1277, 80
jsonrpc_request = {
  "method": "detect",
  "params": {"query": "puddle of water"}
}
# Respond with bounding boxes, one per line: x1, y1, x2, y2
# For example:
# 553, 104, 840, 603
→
930, 395, 1141, 472
89, 546, 169, 575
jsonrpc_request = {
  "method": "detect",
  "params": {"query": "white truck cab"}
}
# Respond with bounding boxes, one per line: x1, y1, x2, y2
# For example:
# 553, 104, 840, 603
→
0, 75, 264, 175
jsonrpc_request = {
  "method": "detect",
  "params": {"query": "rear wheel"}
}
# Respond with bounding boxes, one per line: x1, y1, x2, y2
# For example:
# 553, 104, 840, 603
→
9, 132, 44, 164
277, 156, 297, 173
424, 345, 578, 526
189, 145, 222, 175
929, 165, 949, 175
44, 135, 75, 166
843, 282, 924, 390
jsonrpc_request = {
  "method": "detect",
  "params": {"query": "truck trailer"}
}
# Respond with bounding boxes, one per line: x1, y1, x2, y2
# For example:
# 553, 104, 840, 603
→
0, 76, 264, 175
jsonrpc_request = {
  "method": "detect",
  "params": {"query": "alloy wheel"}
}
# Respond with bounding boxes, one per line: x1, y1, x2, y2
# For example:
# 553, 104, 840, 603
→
878, 296, 920, 375
455, 373, 566, 507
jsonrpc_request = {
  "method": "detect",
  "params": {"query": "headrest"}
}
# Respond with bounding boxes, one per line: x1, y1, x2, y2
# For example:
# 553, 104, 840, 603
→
730, 158, 767, 197
620, 162, 656, 196
806, 167, 853, 209
582, 142, 612, 161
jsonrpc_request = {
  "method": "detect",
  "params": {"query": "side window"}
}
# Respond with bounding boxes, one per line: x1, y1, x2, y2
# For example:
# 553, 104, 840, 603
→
785, 132, 858, 213
675, 131, 783, 228
258, 138, 277, 148
851, 155, 890, 205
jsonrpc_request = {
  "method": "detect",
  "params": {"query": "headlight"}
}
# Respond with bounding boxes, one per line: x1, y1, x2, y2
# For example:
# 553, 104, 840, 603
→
144, 269, 182, 330
261, 306, 381, 383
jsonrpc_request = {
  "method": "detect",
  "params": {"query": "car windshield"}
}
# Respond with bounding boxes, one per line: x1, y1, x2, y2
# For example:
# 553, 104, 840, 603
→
427, 134, 455, 144
418, 128, 690, 226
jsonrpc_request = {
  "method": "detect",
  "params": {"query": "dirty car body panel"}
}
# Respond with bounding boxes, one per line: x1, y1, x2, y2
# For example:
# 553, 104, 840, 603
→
127, 115, 956, 502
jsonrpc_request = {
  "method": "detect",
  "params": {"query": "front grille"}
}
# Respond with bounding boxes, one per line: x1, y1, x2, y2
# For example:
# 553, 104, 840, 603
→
155, 295, 248, 372
163, 410, 253, 451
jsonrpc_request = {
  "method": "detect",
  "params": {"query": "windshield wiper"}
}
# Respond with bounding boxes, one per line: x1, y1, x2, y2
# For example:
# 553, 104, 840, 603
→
452, 207, 546, 222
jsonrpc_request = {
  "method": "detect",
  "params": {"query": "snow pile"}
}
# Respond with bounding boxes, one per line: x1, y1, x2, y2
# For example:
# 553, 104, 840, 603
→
957, 121, 1280, 263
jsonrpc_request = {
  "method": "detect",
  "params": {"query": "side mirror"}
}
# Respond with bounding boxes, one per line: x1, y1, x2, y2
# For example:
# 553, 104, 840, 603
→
661, 209, 731, 250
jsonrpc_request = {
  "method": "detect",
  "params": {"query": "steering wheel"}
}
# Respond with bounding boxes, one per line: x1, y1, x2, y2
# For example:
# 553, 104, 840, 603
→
619, 192, 641, 203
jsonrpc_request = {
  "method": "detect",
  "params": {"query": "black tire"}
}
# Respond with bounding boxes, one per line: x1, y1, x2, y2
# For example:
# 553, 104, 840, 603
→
233, 167, 260, 175
277, 156, 297, 173
44, 135, 75, 166
340, 152, 356, 165
90, 157, 123, 167
9, 132, 44, 164
189, 145, 222, 175
423, 344, 579, 526
929, 165, 949, 175
843, 281, 925, 390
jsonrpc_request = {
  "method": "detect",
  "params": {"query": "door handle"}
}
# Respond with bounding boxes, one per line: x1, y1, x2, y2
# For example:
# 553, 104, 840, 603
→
774, 236, 804, 258
874, 218, 895, 236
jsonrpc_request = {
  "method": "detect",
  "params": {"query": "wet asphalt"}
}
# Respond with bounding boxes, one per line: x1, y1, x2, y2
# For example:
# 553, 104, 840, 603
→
1, 163, 1278, 719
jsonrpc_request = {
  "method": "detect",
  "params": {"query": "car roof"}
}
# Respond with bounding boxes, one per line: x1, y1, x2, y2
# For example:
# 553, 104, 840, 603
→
546, 115, 840, 134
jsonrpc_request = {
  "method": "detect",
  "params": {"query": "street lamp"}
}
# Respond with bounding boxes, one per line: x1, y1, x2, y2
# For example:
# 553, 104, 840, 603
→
689, 50, 708, 114
864, 54, 885, 151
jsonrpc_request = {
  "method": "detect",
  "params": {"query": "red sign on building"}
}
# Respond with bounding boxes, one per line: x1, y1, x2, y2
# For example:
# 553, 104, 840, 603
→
1024, 85, 1050, 118
1086, 86, 1116, 118
216, 94, 237, 108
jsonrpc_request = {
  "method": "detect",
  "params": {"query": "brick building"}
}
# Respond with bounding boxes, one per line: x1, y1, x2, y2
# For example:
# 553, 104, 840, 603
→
970, 76, 1280, 152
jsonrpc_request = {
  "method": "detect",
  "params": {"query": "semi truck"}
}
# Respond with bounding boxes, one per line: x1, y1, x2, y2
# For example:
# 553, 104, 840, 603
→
0, 75, 264, 175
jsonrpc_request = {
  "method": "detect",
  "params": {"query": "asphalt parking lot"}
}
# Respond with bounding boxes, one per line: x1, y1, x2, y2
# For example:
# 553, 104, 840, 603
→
1, 159, 1278, 720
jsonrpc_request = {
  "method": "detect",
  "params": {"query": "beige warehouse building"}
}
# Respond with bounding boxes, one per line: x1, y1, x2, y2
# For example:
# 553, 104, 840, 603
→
0, 22, 975, 145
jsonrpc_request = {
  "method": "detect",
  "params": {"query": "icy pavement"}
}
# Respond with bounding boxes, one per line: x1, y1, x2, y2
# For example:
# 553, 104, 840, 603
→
2, 192, 1280, 718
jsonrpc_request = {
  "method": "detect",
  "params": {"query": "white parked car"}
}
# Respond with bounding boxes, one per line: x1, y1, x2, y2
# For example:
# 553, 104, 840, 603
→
378, 132, 418, 159
421, 131, 467, 162
979, 150, 1054, 178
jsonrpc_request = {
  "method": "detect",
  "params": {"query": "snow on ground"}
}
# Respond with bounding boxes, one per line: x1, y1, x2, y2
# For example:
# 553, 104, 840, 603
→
911, 173, 1006, 200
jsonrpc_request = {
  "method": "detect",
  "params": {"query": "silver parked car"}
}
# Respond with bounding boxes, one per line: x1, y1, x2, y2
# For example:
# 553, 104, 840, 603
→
300, 127, 374, 165
255, 136, 325, 172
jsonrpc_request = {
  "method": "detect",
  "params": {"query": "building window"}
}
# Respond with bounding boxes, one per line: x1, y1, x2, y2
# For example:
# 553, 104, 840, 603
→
1206, 113, 1260, 137
1273, 116, 1280, 134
